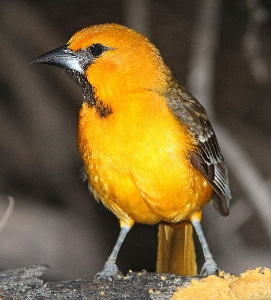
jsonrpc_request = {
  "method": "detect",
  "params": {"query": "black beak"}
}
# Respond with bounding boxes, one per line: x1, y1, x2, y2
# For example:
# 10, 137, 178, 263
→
31, 45, 83, 73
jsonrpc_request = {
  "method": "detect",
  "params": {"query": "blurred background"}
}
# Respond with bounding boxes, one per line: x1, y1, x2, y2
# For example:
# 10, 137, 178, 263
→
0, 0, 271, 281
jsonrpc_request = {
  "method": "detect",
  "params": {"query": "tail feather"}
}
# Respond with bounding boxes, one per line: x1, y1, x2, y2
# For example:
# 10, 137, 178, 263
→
156, 221, 197, 276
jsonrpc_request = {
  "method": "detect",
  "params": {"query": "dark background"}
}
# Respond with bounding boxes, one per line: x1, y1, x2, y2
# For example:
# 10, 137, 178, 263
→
0, 0, 271, 281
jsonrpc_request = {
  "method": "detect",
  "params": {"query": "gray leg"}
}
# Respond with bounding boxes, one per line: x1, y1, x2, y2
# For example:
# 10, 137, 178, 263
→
96, 224, 131, 280
191, 219, 219, 276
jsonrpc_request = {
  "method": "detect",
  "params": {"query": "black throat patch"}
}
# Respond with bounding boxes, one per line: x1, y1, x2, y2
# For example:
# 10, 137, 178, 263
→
66, 69, 113, 118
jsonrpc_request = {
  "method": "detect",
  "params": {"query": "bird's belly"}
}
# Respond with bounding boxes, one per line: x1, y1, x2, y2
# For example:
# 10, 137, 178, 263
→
78, 103, 213, 225
83, 149, 213, 225
84, 156, 161, 225
130, 156, 213, 223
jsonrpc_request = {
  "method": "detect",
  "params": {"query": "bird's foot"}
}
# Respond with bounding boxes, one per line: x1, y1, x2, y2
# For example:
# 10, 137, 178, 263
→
95, 262, 123, 281
200, 260, 219, 276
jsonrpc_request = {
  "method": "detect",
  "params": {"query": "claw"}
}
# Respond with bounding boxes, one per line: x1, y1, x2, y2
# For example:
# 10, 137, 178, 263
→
200, 261, 219, 276
95, 262, 123, 281
94, 224, 131, 281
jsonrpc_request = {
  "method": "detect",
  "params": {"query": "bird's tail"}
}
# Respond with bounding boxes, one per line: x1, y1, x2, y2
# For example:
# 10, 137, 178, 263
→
156, 221, 197, 276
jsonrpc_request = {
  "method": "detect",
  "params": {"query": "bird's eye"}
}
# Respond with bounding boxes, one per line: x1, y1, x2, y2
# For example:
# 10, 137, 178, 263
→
90, 43, 104, 57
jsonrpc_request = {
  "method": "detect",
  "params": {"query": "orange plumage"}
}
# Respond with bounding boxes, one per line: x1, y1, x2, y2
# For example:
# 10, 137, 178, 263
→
32, 23, 231, 278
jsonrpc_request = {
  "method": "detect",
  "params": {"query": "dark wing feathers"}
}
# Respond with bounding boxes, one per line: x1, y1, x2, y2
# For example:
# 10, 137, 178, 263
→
165, 80, 231, 216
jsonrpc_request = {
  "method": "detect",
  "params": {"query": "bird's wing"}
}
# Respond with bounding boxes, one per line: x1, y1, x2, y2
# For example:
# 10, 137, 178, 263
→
165, 80, 231, 216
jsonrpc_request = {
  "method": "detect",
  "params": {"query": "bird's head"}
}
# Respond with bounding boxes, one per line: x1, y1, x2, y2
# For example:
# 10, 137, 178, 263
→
32, 24, 171, 102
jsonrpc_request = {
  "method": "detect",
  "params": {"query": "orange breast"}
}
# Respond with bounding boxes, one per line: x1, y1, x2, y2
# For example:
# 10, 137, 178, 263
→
78, 91, 213, 225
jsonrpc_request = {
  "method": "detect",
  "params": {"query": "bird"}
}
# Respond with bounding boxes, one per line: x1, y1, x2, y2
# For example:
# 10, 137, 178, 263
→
32, 23, 231, 278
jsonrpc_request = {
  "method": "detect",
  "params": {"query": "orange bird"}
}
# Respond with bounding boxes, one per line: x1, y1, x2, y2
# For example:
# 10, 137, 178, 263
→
32, 23, 231, 278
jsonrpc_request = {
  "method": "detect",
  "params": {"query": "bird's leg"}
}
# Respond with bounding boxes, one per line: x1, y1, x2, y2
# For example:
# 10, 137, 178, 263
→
96, 222, 131, 280
191, 218, 219, 276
